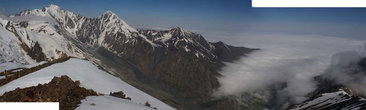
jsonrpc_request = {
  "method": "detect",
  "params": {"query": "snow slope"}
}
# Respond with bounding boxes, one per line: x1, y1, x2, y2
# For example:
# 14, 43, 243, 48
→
0, 62, 21, 72
0, 13, 85, 62
77, 96, 153, 110
0, 61, 47, 73
0, 61, 47, 80
0, 17, 34, 64
0, 58, 175, 110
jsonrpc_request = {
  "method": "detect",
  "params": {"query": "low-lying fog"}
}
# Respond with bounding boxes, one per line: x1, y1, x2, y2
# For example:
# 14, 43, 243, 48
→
213, 33, 366, 108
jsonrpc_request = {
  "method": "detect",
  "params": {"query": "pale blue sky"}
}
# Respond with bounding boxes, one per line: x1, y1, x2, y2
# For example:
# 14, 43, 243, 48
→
0, 0, 365, 41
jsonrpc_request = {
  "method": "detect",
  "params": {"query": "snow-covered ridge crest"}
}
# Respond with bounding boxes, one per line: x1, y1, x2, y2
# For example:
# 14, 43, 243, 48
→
14, 4, 138, 47
97, 10, 137, 45
13, 4, 229, 60
45, 4, 61, 10
0, 17, 34, 64
0, 11, 86, 62
99, 10, 137, 33
16, 4, 86, 36
17, 4, 77, 20
17, 4, 137, 36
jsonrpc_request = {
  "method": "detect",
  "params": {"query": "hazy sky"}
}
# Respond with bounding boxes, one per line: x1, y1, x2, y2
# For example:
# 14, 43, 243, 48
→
1, 0, 365, 41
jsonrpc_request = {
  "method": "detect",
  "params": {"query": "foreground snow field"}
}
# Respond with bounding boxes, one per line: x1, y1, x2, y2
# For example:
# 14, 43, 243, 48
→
0, 61, 48, 80
0, 63, 21, 73
0, 58, 175, 110
77, 96, 153, 110
0, 61, 47, 72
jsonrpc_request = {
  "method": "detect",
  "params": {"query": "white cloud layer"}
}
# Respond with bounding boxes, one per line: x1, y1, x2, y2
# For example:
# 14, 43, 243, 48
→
214, 33, 365, 106
322, 50, 366, 96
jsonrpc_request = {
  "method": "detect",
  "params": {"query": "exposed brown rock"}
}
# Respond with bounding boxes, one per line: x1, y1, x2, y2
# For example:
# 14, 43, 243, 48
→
109, 91, 131, 100
28, 42, 47, 62
0, 75, 98, 110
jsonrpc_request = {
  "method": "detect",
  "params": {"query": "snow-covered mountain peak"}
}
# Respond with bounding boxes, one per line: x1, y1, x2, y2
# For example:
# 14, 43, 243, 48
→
18, 4, 65, 18
43, 4, 65, 19
99, 10, 121, 26
102, 10, 117, 17
7, 4, 238, 61
44, 4, 61, 12
98, 10, 137, 35
170, 27, 184, 31
170, 27, 186, 33
170, 27, 200, 37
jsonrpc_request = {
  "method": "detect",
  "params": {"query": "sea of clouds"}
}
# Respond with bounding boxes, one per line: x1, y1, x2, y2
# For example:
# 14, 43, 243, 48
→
213, 33, 366, 108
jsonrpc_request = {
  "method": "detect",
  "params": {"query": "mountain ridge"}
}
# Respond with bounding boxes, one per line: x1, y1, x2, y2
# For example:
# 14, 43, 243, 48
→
1, 4, 257, 110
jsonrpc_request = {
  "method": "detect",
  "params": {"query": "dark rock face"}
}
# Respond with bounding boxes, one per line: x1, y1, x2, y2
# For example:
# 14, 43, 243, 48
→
358, 57, 366, 71
76, 18, 101, 45
212, 41, 257, 62
74, 23, 256, 109
152, 52, 220, 101
19, 21, 28, 28
0, 75, 97, 110
85, 27, 256, 109
102, 29, 256, 109
28, 42, 47, 62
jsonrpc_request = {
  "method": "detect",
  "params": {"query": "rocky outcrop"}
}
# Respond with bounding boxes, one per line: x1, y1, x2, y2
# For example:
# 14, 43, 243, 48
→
28, 42, 47, 62
0, 75, 98, 110
109, 91, 131, 100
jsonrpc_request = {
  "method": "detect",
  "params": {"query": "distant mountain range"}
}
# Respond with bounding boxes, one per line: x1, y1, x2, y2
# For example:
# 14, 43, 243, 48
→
0, 4, 256, 109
